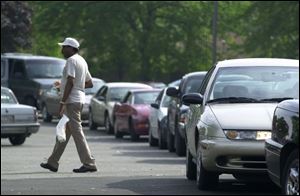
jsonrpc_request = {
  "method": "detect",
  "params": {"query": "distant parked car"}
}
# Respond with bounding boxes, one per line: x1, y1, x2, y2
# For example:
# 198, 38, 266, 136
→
113, 89, 160, 141
265, 99, 299, 195
89, 82, 152, 133
149, 88, 172, 148
40, 77, 105, 122
182, 58, 299, 190
166, 71, 207, 156
144, 81, 166, 89
1, 53, 66, 109
1, 87, 40, 145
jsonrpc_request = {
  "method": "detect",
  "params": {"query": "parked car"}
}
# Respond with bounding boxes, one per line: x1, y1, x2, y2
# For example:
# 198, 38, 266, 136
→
182, 58, 299, 190
265, 99, 299, 195
166, 71, 207, 156
1, 87, 40, 145
113, 89, 160, 141
1, 53, 66, 110
40, 77, 105, 122
89, 82, 152, 133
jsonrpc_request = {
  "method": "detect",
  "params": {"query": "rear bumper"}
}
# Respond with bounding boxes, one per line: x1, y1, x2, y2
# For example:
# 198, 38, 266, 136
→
1, 123, 40, 135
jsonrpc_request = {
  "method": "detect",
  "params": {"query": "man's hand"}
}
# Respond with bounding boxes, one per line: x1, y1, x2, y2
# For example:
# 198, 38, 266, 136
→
59, 103, 65, 117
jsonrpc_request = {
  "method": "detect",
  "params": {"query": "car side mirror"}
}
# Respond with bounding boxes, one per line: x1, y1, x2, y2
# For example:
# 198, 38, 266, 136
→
182, 93, 203, 106
150, 103, 159, 109
166, 87, 179, 97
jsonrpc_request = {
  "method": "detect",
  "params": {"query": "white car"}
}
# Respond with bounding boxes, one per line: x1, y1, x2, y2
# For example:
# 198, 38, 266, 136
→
182, 58, 299, 190
1, 87, 40, 145
149, 88, 172, 148
89, 82, 152, 133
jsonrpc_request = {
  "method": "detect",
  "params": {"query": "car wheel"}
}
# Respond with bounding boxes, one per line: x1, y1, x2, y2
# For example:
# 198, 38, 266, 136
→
186, 147, 196, 180
105, 114, 113, 134
158, 122, 167, 149
167, 128, 175, 152
129, 120, 139, 141
9, 135, 26, 145
42, 105, 52, 122
89, 111, 97, 130
149, 125, 158, 147
175, 125, 186, 156
196, 141, 219, 190
114, 122, 123, 139
282, 149, 299, 195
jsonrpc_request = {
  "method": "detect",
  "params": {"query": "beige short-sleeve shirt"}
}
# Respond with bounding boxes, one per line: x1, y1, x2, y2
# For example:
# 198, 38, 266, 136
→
61, 54, 92, 103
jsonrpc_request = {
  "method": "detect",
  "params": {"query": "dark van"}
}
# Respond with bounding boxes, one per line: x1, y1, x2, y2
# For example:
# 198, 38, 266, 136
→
1, 53, 66, 110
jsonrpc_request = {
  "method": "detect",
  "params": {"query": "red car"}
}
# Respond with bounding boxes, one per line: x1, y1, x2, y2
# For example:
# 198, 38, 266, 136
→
113, 89, 161, 141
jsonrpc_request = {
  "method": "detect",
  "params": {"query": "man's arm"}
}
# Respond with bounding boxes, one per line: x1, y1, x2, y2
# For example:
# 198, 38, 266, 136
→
61, 76, 74, 102
85, 79, 93, 89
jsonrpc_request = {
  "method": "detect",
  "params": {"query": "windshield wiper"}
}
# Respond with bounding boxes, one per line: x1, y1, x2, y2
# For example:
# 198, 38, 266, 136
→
207, 97, 260, 104
260, 97, 294, 102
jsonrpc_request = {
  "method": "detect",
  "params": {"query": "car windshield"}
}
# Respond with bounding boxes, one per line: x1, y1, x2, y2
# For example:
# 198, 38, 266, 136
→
85, 80, 105, 95
1, 89, 17, 104
25, 59, 65, 79
134, 91, 160, 104
208, 66, 299, 103
109, 87, 145, 102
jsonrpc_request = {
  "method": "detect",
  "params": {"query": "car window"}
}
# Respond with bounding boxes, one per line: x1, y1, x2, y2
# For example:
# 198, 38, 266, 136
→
1, 59, 6, 78
134, 91, 160, 104
1, 89, 17, 104
85, 80, 105, 95
199, 66, 215, 95
11, 59, 27, 79
25, 59, 65, 79
183, 75, 206, 94
208, 66, 299, 101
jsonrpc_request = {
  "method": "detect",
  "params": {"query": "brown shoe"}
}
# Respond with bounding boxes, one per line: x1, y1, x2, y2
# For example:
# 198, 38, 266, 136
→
40, 163, 58, 172
73, 165, 97, 173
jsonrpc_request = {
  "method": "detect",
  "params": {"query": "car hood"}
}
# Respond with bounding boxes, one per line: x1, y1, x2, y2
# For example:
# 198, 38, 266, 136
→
33, 78, 58, 88
209, 103, 278, 130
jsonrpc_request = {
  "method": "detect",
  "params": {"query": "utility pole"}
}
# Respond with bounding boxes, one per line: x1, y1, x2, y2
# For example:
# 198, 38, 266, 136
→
212, 1, 218, 65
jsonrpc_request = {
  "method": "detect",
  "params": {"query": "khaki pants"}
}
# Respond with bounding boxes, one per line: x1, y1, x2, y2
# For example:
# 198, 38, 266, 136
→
47, 102, 97, 170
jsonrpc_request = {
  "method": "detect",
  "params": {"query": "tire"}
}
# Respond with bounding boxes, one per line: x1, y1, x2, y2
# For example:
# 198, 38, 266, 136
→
129, 120, 139, 141
282, 149, 299, 195
114, 122, 123, 139
149, 124, 158, 147
42, 105, 52, 122
186, 147, 197, 180
196, 141, 219, 190
105, 114, 113, 134
158, 122, 167, 149
89, 111, 97, 130
175, 125, 186, 156
167, 128, 175, 152
9, 135, 26, 145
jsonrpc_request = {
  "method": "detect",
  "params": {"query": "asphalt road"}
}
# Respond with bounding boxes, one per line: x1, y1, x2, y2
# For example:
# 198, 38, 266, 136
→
1, 120, 280, 195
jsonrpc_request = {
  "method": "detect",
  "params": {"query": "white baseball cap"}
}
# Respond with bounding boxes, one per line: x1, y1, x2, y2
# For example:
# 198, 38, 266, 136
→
58, 37, 80, 49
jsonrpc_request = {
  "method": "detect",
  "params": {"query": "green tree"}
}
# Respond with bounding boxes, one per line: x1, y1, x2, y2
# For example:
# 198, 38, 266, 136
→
1, 1, 32, 53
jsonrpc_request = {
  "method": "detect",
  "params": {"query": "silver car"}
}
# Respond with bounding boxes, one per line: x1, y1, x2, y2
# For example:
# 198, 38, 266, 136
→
1, 87, 40, 145
89, 82, 152, 133
182, 58, 299, 190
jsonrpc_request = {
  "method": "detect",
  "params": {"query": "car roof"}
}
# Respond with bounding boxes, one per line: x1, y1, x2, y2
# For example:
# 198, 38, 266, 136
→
92, 77, 105, 83
183, 71, 207, 79
105, 82, 152, 88
1, 53, 65, 61
216, 58, 299, 68
129, 89, 161, 93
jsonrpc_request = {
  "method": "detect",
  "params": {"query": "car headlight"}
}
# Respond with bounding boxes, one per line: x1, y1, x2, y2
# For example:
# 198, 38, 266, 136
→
224, 130, 271, 140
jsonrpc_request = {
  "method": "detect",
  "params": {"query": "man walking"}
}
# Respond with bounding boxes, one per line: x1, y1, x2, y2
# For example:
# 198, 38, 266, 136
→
41, 37, 97, 173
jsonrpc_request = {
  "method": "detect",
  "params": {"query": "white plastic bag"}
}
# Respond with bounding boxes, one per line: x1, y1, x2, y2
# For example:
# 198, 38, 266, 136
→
56, 114, 69, 143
